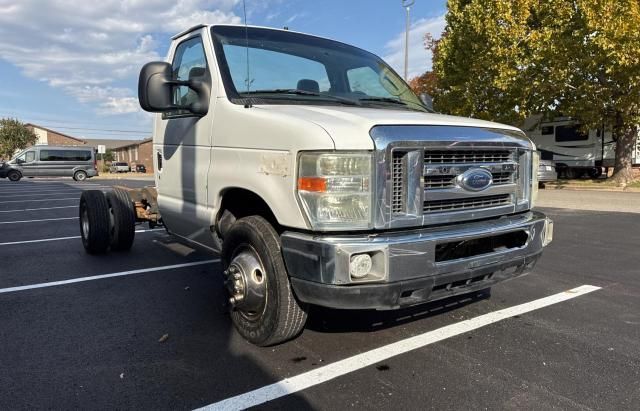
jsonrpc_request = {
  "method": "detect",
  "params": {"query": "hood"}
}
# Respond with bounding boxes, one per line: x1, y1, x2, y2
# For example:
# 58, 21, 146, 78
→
254, 105, 524, 150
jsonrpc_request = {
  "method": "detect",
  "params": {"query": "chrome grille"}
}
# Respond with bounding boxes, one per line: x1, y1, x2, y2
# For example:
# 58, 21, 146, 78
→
424, 150, 512, 164
391, 151, 405, 213
424, 171, 515, 190
424, 194, 511, 213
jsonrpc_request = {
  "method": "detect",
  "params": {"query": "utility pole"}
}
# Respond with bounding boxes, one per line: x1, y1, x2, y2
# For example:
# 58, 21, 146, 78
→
402, 0, 415, 80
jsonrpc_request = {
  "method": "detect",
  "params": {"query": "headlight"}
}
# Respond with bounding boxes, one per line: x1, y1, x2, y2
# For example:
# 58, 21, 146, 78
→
297, 152, 373, 230
531, 151, 540, 207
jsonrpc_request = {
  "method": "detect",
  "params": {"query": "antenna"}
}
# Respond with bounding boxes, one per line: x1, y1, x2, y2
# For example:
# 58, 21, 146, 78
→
242, 0, 251, 93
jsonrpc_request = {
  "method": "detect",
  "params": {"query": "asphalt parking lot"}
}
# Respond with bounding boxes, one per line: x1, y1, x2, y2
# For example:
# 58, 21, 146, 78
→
0, 179, 638, 410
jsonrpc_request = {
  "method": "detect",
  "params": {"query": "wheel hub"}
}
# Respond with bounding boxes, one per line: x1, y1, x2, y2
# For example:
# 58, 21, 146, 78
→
224, 250, 266, 316
81, 209, 90, 238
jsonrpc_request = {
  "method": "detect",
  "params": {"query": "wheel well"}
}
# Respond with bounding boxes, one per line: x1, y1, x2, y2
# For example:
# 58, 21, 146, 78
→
216, 188, 280, 237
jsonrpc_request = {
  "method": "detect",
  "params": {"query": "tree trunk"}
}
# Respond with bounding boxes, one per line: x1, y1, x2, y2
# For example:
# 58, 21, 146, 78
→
611, 125, 637, 185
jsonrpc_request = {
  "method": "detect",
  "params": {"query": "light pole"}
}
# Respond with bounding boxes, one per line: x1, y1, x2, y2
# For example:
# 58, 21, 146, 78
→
402, 0, 415, 80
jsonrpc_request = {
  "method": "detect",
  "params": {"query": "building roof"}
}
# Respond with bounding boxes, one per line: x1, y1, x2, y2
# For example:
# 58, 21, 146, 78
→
25, 123, 86, 144
83, 138, 143, 150
113, 137, 153, 150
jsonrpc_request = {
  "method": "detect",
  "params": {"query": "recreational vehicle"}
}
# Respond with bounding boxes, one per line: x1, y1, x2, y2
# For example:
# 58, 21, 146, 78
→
524, 116, 640, 179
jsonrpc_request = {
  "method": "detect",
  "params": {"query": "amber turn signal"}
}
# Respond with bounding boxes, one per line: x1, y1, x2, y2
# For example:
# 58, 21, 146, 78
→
297, 177, 327, 192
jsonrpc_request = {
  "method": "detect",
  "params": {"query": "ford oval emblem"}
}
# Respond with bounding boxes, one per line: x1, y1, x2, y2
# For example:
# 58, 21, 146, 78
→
456, 168, 493, 191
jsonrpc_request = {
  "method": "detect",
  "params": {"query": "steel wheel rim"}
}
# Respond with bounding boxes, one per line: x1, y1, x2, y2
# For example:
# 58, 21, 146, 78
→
226, 245, 268, 321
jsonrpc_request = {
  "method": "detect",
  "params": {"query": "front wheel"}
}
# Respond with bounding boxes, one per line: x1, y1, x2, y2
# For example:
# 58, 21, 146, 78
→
7, 170, 21, 182
222, 215, 308, 346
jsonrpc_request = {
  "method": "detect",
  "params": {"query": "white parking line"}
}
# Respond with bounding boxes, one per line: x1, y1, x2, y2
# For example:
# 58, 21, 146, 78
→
1, 198, 79, 203
0, 259, 220, 294
0, 188, 88, 194
0, 191, 89, 198
0, 205, 78, 213
0, 228, 163, 246
0, 184, 104, 190
196, 284, 602, 411
0, 216, 78, 225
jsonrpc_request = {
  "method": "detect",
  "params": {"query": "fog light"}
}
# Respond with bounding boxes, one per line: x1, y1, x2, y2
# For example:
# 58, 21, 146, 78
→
350, 253, 373, 279
543, 218, 554, 247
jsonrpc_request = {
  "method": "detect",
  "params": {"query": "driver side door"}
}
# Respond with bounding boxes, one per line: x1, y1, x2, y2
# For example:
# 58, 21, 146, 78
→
17, 150, 38, 177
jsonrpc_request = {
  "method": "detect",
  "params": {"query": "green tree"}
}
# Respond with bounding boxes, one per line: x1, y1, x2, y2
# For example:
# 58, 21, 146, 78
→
102, 149, 115, 162
427, 0, 640, 184
0, 118, 38, 160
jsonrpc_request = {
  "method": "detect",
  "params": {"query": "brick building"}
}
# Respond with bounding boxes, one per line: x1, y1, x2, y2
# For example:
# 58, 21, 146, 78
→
25, 124, 87, 146
113, 138, 153, 173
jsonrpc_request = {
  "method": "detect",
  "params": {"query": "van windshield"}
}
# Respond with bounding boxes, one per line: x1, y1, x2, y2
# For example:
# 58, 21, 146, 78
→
211, 26, 429, 112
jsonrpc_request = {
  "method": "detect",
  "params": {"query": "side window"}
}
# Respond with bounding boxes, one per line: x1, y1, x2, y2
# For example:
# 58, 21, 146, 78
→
347, 66, 392, 97
171, 36, 207, 109
64, 151, 91, 161
556, 125, 588, 142
25, 151, 35, 162
541, 126, 554, 135
40, 150, 66, 161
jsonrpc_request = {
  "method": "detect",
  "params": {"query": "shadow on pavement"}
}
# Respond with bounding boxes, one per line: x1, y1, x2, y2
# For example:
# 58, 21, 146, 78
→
306, 289, 491, 334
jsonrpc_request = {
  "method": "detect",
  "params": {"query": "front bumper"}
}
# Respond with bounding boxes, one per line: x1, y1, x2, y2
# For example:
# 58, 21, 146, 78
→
281, 211, 552, 310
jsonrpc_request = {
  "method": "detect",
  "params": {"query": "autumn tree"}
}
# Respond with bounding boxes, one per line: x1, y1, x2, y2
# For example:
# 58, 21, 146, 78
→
0, 118, 37, 160
428, 0, 640, 184
409, 34, 441, 98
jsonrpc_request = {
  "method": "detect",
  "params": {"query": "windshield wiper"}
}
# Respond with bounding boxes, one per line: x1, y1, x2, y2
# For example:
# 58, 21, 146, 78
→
357, 97, 407, 106
358, 97, 434, 112
240, 89, 360, 105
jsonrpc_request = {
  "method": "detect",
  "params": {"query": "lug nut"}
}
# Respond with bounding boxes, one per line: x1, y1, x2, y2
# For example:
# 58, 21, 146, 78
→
233, 273, 242, 280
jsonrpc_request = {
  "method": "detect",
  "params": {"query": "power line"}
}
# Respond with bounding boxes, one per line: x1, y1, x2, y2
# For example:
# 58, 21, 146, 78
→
40, 126, 151, 133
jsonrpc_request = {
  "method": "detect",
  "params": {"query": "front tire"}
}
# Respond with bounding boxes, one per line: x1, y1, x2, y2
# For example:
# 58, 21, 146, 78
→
79, 190, 110, 254
222, 216, 308, 346
7, 170, 21, 182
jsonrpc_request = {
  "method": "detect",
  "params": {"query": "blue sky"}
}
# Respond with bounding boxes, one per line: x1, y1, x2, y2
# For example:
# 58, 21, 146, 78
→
0, 0, 447, 140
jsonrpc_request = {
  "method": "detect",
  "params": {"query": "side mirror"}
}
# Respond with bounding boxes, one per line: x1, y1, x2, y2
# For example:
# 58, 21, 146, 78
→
138, 62, 210, 116
420, 93, 434, 111
138, 62, 174, 112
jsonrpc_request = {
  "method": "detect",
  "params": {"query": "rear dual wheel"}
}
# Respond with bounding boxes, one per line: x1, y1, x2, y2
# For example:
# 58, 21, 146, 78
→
79, 189, 136, 254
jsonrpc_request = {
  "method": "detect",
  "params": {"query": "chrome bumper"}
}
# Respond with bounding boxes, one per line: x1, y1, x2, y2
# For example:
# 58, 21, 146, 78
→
281, 211, 552, 310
